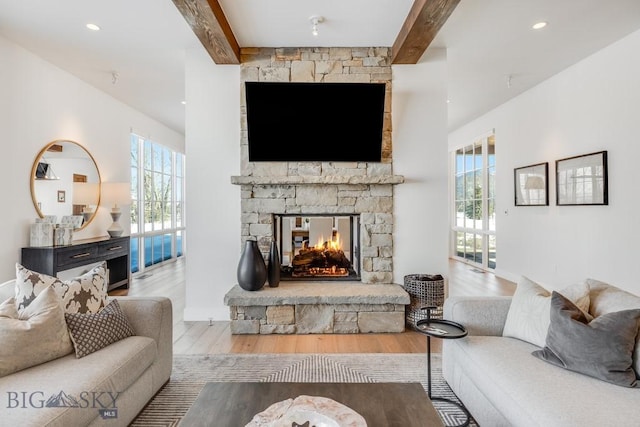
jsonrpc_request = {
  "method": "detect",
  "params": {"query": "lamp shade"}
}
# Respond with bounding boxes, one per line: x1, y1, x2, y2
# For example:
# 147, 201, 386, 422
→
101, 182, 132, 207
524, 176, 545, 190
72, 182, 99, 205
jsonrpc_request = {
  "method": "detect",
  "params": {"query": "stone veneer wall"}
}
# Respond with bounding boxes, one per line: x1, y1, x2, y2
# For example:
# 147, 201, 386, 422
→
235, 47, 402, 284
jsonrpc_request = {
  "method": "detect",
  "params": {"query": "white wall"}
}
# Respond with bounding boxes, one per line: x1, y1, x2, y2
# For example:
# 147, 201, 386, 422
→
183, 47, 241, 321
449, 29, 640, 294
393, 48, 450, 283
0, 35, 184, 282
182, 47, 449, 320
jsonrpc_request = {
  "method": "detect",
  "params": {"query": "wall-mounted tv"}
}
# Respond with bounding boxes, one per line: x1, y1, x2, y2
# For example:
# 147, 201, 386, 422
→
245, 81, 386, 162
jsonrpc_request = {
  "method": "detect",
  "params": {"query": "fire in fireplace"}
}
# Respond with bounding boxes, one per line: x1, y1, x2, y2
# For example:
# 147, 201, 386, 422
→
275, 214, 360, 281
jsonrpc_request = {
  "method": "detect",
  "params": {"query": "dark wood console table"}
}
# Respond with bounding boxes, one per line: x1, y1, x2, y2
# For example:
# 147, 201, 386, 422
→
21, 236, 130, 291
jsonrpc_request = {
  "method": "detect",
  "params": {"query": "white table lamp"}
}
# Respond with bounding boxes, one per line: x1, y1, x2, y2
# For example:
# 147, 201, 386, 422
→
101, 182, 132, 237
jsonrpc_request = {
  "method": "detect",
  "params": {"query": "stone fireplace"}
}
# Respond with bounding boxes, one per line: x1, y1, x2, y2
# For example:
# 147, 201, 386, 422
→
224, 47, 410, 334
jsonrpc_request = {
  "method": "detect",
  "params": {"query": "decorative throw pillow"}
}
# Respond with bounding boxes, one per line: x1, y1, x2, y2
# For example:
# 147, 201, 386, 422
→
502, 276, 591, 347
532, 291, 640, 387
65, 299, 135, 358
0, 287, 73, 377
15, 262, 108, 314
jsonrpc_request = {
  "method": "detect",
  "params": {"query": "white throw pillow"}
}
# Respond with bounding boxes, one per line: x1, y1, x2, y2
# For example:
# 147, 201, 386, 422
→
502, 276, 591, 348
0, 287, 73, 377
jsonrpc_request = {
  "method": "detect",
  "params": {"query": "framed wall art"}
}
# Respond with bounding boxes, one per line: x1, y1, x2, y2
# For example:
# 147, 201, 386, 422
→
556, 150, 608, 205
57, 190, 66, 203
514, 162, 548, 206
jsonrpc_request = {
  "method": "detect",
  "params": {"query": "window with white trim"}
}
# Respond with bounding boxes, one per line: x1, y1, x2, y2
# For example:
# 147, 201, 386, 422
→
130, 134, 185, 273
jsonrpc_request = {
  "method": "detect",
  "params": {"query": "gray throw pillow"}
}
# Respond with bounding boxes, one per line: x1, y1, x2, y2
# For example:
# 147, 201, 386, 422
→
532, 291, 640, 387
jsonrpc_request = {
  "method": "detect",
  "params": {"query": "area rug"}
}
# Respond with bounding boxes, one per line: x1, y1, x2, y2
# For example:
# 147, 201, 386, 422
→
131, 353, 477, 426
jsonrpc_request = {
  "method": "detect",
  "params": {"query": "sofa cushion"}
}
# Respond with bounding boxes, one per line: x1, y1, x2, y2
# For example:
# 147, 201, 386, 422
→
65, 299, 135, 358
443, 336, 640, 427
15, 262, 108, 314
0, 287, 73, 377
0, 335, 156, 427
502, 276, 590, 347
533, 291, 640, 387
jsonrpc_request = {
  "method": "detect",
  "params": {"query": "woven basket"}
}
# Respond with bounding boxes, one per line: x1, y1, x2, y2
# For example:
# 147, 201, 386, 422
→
404, 274, 445, 329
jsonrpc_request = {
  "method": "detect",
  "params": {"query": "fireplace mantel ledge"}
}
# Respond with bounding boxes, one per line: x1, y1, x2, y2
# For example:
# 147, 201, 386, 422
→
231, 175, 405, 185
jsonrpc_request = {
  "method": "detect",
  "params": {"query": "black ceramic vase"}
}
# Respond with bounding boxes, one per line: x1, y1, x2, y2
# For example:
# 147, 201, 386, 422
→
267, 240, 281, 288
237, 239, 267, 291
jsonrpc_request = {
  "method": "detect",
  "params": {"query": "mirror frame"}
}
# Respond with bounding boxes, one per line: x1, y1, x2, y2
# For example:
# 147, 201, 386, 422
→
30, 139, 102, 231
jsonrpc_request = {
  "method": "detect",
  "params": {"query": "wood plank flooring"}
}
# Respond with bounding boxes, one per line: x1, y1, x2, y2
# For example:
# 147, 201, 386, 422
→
109, 258, 515, 355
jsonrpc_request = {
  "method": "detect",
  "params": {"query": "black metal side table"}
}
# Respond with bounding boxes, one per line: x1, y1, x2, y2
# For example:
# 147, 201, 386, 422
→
416, 306, 471, 427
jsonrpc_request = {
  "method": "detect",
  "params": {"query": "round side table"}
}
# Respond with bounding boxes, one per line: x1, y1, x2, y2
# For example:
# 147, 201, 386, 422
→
416, 306, 471, 427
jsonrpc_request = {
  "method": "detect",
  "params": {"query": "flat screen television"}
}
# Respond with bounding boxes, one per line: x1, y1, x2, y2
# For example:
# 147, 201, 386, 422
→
245, 81, 386, 162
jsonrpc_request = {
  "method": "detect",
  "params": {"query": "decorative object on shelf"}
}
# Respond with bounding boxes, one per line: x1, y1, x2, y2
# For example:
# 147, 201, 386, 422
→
267, 239, 281, 288
73, 182, 99, 223
556, 150, 608, 206
42, 215, 57, 224
237, 239, 267, 291
53, 224, 73, 246
514, 162, 549, 206
30, 218, 53, 247
60, 215, 83, 229
101, 182, 132, 237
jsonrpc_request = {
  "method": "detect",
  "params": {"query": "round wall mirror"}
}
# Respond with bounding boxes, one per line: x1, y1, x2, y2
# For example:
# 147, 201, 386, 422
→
30, 140, 101, 230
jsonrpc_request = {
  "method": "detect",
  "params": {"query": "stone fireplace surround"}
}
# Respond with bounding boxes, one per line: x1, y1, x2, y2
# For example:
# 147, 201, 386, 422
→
224, 47, 411, 334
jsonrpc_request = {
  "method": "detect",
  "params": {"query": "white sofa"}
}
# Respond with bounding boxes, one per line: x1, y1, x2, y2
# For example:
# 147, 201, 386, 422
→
0, 280, 173, 427
442, 279, 640, 427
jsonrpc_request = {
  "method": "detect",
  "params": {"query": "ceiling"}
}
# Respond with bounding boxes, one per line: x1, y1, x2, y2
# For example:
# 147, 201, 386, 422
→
1, 1, 640, 137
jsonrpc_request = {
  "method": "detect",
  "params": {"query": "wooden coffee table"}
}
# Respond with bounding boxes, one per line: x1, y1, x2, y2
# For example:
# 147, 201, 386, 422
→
179, 382, 444, 426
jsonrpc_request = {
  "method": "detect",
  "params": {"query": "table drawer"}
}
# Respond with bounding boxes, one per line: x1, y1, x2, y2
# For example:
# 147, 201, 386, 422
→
56, 245, 99, 268
99, 240, 129, 258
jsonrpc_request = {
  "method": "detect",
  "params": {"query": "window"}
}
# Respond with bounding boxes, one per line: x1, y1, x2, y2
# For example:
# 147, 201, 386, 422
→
452, 133, 495, 270
130, 134, 185, 273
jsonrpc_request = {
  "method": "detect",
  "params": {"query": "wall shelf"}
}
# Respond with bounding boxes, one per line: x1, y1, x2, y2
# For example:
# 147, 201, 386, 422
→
231, 175, 405, 186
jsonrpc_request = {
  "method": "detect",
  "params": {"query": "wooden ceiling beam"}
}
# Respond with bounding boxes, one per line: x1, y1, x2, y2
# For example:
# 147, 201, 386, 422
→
172, 0, 240, 64
391, 0, 460, 64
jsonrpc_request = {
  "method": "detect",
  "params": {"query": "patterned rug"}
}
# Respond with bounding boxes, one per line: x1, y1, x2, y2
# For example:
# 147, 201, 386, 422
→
131, 353, 477, 426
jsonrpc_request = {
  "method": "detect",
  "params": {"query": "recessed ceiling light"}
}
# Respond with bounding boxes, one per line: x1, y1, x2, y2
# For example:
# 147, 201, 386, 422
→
532, 22, 547, 30
181, 101, 186, 105
86, 23, 101, 31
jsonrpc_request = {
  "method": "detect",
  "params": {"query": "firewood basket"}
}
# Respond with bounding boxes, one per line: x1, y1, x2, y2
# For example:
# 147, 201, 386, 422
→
403, 274, 445, 330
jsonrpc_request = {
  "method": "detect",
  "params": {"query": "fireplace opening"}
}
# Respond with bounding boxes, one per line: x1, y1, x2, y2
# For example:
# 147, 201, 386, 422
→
274, 214, 360, 281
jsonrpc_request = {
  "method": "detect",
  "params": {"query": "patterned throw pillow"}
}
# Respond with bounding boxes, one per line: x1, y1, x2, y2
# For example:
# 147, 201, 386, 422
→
15, 262, 108, 314
65, 299, 135, 358
0, 287, 73, 377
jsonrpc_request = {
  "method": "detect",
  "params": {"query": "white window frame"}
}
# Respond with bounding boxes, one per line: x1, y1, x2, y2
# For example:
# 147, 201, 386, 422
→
450, 131, 495, 271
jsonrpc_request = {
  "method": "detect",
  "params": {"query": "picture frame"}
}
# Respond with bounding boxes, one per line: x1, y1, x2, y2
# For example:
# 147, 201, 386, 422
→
514, 162, 548, 206
556, 150, 608, 205
57, 190, 66, 203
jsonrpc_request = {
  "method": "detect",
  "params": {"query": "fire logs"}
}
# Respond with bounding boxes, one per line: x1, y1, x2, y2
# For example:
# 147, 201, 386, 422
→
291, 242, 351, 277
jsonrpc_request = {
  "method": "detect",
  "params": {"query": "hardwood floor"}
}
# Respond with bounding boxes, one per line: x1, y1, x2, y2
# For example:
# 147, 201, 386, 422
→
109, 258, 515, 355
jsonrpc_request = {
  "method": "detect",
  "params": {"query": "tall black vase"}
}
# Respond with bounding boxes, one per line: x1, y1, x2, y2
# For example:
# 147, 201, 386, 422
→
237, 239, 267, 291
267, 240, 281, 288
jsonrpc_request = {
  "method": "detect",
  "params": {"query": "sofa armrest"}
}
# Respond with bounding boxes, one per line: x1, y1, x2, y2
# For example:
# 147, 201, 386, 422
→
443, 296, 512, 336
112, 296, 173, 384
